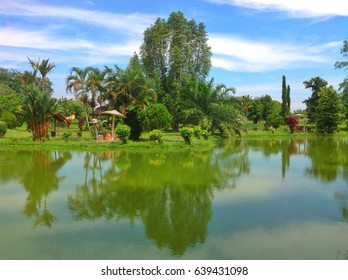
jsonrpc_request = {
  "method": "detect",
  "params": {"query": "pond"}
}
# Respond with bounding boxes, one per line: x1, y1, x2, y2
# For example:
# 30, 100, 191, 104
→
1, 138, 348, 260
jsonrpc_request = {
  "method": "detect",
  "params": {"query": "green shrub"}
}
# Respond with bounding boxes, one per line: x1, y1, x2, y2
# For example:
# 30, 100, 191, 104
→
149, 129, 163, 144
62, 132, 71, 142
0, 112, 18, 129
201, 129, 210, 140
0, 121, 7, 136
115, 124, 131, 144
140, 104, 173, 131
266, 113, 284, 130
125, 109, 142, 141
193, 126, 202, 139
180, 127, 193, 145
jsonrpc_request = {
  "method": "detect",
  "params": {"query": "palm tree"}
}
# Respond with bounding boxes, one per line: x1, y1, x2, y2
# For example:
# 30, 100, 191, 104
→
66, 67, 97, 139
66, 67, 102, 140
105, 65, 156, 115
28, 57, 55, 92
87, 67, 108, 115
186, 79, 243, 135
21, 84, 57, 140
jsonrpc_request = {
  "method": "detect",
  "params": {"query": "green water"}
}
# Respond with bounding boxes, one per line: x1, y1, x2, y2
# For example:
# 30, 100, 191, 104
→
1, 138, 348, 260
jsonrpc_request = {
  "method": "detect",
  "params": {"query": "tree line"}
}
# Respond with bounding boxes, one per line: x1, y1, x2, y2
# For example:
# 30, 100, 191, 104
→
0, 12, 347, 140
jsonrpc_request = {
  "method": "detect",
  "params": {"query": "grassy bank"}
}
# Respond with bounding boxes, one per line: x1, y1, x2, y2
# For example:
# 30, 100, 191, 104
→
1, 123, 348, 151
0, 125, 221, 151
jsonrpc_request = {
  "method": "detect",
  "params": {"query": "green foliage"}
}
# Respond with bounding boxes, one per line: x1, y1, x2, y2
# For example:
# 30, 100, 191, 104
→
281, 75, 291, 120
1, 111, 18, 129
316, 86, 340, 134
141, 103, 173, 131
140, 12, 211, 127
21, 83, 57, 141
193, 126, 202, 139
62, 132, 71, 142
266, 113, 284, 130
56, 98, 84, 118
185, 79, 238, 134
124, 109, 143, 141
248, 98, 263, 124
0, 121, 7, 136
149, 129, 163, 144
180, 127, 193, 145
339, 78, 348, 124
141, 12, 211, 87
115, 124, 131, 144
334, 38, 348, 71
259, 95, 281, 122
303, 77, 328, 122
201, 129, 210, 140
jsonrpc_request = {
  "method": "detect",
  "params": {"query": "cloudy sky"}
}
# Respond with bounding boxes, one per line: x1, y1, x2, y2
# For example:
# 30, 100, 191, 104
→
1, 0, 347, 110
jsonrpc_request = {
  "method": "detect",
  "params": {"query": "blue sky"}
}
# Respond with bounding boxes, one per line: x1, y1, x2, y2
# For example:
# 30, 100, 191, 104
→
1, 0, 347, 110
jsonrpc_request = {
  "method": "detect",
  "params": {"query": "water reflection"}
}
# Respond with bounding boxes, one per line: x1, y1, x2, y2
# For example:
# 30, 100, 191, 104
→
244, 138, 348, 184
0, 150, 71, 227
67, 148, 249, 256
1, 137, 348, 259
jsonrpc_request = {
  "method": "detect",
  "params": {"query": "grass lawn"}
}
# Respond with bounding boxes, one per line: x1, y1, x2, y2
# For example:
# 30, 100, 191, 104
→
1, 121, 348, 151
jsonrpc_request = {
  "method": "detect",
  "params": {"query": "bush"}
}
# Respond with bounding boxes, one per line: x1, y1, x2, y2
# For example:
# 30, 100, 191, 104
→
180, 127, 193, 145
266, 113, 284, 130
125, 109, 142, 141
0, 121, 7, 136
140, 104, 173, 131
201, 129, 210, 140
286, 116, 298, 133
62, 132, 71, 142
149, 129, 163, 144
115, 124, 131, 144
0, 112, 18, 129
193, 126, 202, 139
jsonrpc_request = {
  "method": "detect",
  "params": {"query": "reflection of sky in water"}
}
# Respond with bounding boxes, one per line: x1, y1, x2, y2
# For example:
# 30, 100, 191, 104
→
1, 138, 348, 259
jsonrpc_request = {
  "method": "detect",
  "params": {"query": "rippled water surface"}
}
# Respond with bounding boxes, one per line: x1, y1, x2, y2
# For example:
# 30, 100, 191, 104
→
1, 138, 348, 259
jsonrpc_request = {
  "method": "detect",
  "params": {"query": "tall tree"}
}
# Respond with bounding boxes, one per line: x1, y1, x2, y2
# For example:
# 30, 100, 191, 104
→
287, 85, 291, 112
28, 58, 56, 93
140, 12, 212, 128
21, 83, 57, 141
87, 67, 108, 112
19, 58, 56, 140
66, 67, 95, 138
335, 39, 348, 125
303, 77, 328, 122
141, 12, 211, 90
281, 75, 290, 119
316, 86, 340, 134
339, 78, 348, 123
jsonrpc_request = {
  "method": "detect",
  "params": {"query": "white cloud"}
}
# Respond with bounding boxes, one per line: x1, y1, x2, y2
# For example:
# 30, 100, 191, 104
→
0, 27, 94, 50
209, 34, 339, 72
0, 0, 158, 35
207, 0, 348, 18
0, 27, 142, 66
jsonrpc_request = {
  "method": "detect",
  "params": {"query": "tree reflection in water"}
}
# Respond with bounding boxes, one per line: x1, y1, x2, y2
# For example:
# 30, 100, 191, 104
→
0, 150, 71, 228
68, 145, 250, 256
20, 151, 71, 228
2, 137, 347, 257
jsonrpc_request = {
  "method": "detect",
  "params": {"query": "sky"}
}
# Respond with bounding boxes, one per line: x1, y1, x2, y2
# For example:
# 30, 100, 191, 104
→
1, 0, 347, 110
